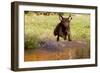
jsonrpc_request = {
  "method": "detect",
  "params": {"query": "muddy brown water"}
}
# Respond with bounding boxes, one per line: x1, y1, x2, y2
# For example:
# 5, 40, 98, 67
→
24, 40, 90, 61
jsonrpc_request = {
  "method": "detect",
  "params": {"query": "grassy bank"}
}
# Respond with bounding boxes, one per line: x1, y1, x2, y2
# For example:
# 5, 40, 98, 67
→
24, 12, 90, 49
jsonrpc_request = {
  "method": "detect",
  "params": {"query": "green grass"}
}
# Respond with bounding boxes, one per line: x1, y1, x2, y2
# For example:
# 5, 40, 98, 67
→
24, 12, 90, 49
71, 14, 90, 41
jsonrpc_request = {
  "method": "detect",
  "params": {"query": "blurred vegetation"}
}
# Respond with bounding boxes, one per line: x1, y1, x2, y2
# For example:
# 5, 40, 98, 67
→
24, 11, 90, 49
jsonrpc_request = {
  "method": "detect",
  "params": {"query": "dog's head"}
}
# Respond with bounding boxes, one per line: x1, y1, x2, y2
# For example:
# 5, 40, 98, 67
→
59, 14, 72, 27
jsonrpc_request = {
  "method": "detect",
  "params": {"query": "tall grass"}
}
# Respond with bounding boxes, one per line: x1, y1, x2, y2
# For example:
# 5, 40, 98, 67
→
24, 12, 90, 49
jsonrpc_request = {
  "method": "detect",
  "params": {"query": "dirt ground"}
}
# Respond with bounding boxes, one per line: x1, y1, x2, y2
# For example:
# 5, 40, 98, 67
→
24, 40, 90, 61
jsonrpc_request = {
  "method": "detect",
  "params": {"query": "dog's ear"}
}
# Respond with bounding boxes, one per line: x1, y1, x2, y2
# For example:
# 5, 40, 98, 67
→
59, 14, 63, 21
68, 14, 72, 21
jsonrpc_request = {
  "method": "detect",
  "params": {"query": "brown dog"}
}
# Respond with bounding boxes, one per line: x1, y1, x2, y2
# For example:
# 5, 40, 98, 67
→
54, 14, 72, 41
